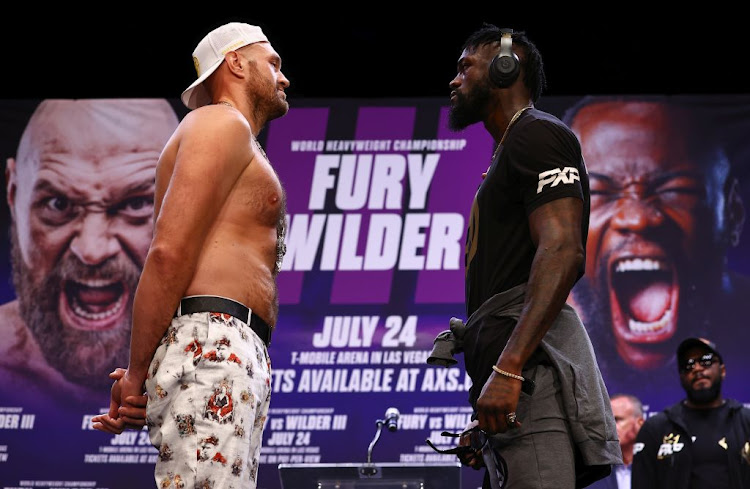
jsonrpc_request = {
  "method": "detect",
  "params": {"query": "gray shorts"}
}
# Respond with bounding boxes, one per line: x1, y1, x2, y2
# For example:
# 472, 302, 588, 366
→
487, 362, 575, 489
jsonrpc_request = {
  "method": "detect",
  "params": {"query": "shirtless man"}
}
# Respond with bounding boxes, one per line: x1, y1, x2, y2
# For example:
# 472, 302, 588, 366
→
92, 22, 290, 489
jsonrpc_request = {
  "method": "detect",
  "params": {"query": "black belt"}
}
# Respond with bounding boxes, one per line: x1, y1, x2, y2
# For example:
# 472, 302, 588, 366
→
174, 295, 272, 346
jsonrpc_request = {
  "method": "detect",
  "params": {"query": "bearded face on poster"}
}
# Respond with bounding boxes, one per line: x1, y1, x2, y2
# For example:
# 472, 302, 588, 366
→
0, 99, 179, 406
563, 96, 750, 389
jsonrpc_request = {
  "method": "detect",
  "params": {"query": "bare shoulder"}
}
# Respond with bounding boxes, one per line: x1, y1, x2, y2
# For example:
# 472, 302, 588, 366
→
179, 105, 252, 141
174, 106, 254, 170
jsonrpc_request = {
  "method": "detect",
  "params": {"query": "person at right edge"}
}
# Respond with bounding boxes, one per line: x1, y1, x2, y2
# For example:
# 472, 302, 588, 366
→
91, 22, 290, 489
631, 337, 750, 488
444, 24, 621, 488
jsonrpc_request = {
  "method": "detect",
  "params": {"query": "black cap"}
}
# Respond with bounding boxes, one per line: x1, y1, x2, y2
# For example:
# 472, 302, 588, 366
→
676, 337, 723, 366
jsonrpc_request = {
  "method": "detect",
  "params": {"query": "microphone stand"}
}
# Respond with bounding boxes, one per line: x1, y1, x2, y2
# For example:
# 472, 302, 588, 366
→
362, 416, 386, 476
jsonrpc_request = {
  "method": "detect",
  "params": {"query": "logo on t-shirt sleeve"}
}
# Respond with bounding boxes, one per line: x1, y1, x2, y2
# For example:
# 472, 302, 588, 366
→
536, 167, 580, 194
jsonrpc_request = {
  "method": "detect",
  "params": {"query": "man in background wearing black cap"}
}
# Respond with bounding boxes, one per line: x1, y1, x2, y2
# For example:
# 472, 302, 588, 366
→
631, 337, 750, 488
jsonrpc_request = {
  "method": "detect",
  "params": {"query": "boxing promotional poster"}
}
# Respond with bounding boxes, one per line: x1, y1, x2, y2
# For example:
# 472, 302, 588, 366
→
1, 95, 749, 489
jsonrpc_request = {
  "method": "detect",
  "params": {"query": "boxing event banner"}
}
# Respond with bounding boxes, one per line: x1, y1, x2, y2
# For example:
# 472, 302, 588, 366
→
1, 96, 749, 489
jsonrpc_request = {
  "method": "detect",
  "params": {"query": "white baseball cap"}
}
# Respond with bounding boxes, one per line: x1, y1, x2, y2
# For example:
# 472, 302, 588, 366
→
181, 22, 268, 110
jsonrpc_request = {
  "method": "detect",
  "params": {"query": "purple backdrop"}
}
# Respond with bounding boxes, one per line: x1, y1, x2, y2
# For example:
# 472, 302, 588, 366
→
1, 96, 749, 489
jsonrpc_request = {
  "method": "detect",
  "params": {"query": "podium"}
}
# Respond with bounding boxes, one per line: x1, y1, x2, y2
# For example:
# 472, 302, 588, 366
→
278, 462, 462, 488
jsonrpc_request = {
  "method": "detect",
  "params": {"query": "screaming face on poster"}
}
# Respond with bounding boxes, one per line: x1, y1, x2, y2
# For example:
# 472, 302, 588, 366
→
0, 99, 179, 410
563, 96, 750, 396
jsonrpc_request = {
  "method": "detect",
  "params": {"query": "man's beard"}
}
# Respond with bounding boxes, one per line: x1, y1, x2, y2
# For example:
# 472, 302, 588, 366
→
448, 80, 492, 131
684, 375, 722, 405
248, 74, 289, 123
267, 96, 289, 122
11, 227, 139, 388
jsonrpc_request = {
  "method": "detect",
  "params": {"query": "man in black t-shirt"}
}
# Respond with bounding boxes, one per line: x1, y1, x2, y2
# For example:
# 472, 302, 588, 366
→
632, 337, 750, 488
437, 23, 621, 489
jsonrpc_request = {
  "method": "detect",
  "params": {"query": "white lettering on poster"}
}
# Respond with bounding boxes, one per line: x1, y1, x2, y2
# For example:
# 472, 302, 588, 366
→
289, 139, 468, 153
83, 444, 158, 465
297, 368, 394, 393
397, 414, 428, 429
308, 153, 437, 210
283, 152, 465, 272
0, 414, 34, 429
420, 369, 472, 392
270, 367, 471, 394
310, 315, 418, 348
312, 316, 378, 347
284, 212, 463, 271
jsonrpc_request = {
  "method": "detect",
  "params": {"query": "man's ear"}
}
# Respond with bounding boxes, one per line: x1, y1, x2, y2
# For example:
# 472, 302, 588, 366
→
6, 157, 16, 220
224, 51, 245, 77
725, 177, 745, 247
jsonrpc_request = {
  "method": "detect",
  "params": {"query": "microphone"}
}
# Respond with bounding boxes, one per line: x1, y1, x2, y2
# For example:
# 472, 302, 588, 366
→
366, 407, 400, 464
384, 407, 400, 432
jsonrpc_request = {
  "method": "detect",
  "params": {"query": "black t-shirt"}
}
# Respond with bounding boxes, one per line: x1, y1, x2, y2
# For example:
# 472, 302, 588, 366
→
464, 108, 590, 317
683, 402, 732, 489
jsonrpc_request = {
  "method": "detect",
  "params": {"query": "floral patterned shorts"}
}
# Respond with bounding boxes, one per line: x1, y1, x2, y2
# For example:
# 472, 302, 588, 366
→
145, 310, 271, 489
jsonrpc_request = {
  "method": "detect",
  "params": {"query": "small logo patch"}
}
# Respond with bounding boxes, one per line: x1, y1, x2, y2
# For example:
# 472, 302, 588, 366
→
537, 167, 580, 194
656, 433, 684, 459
